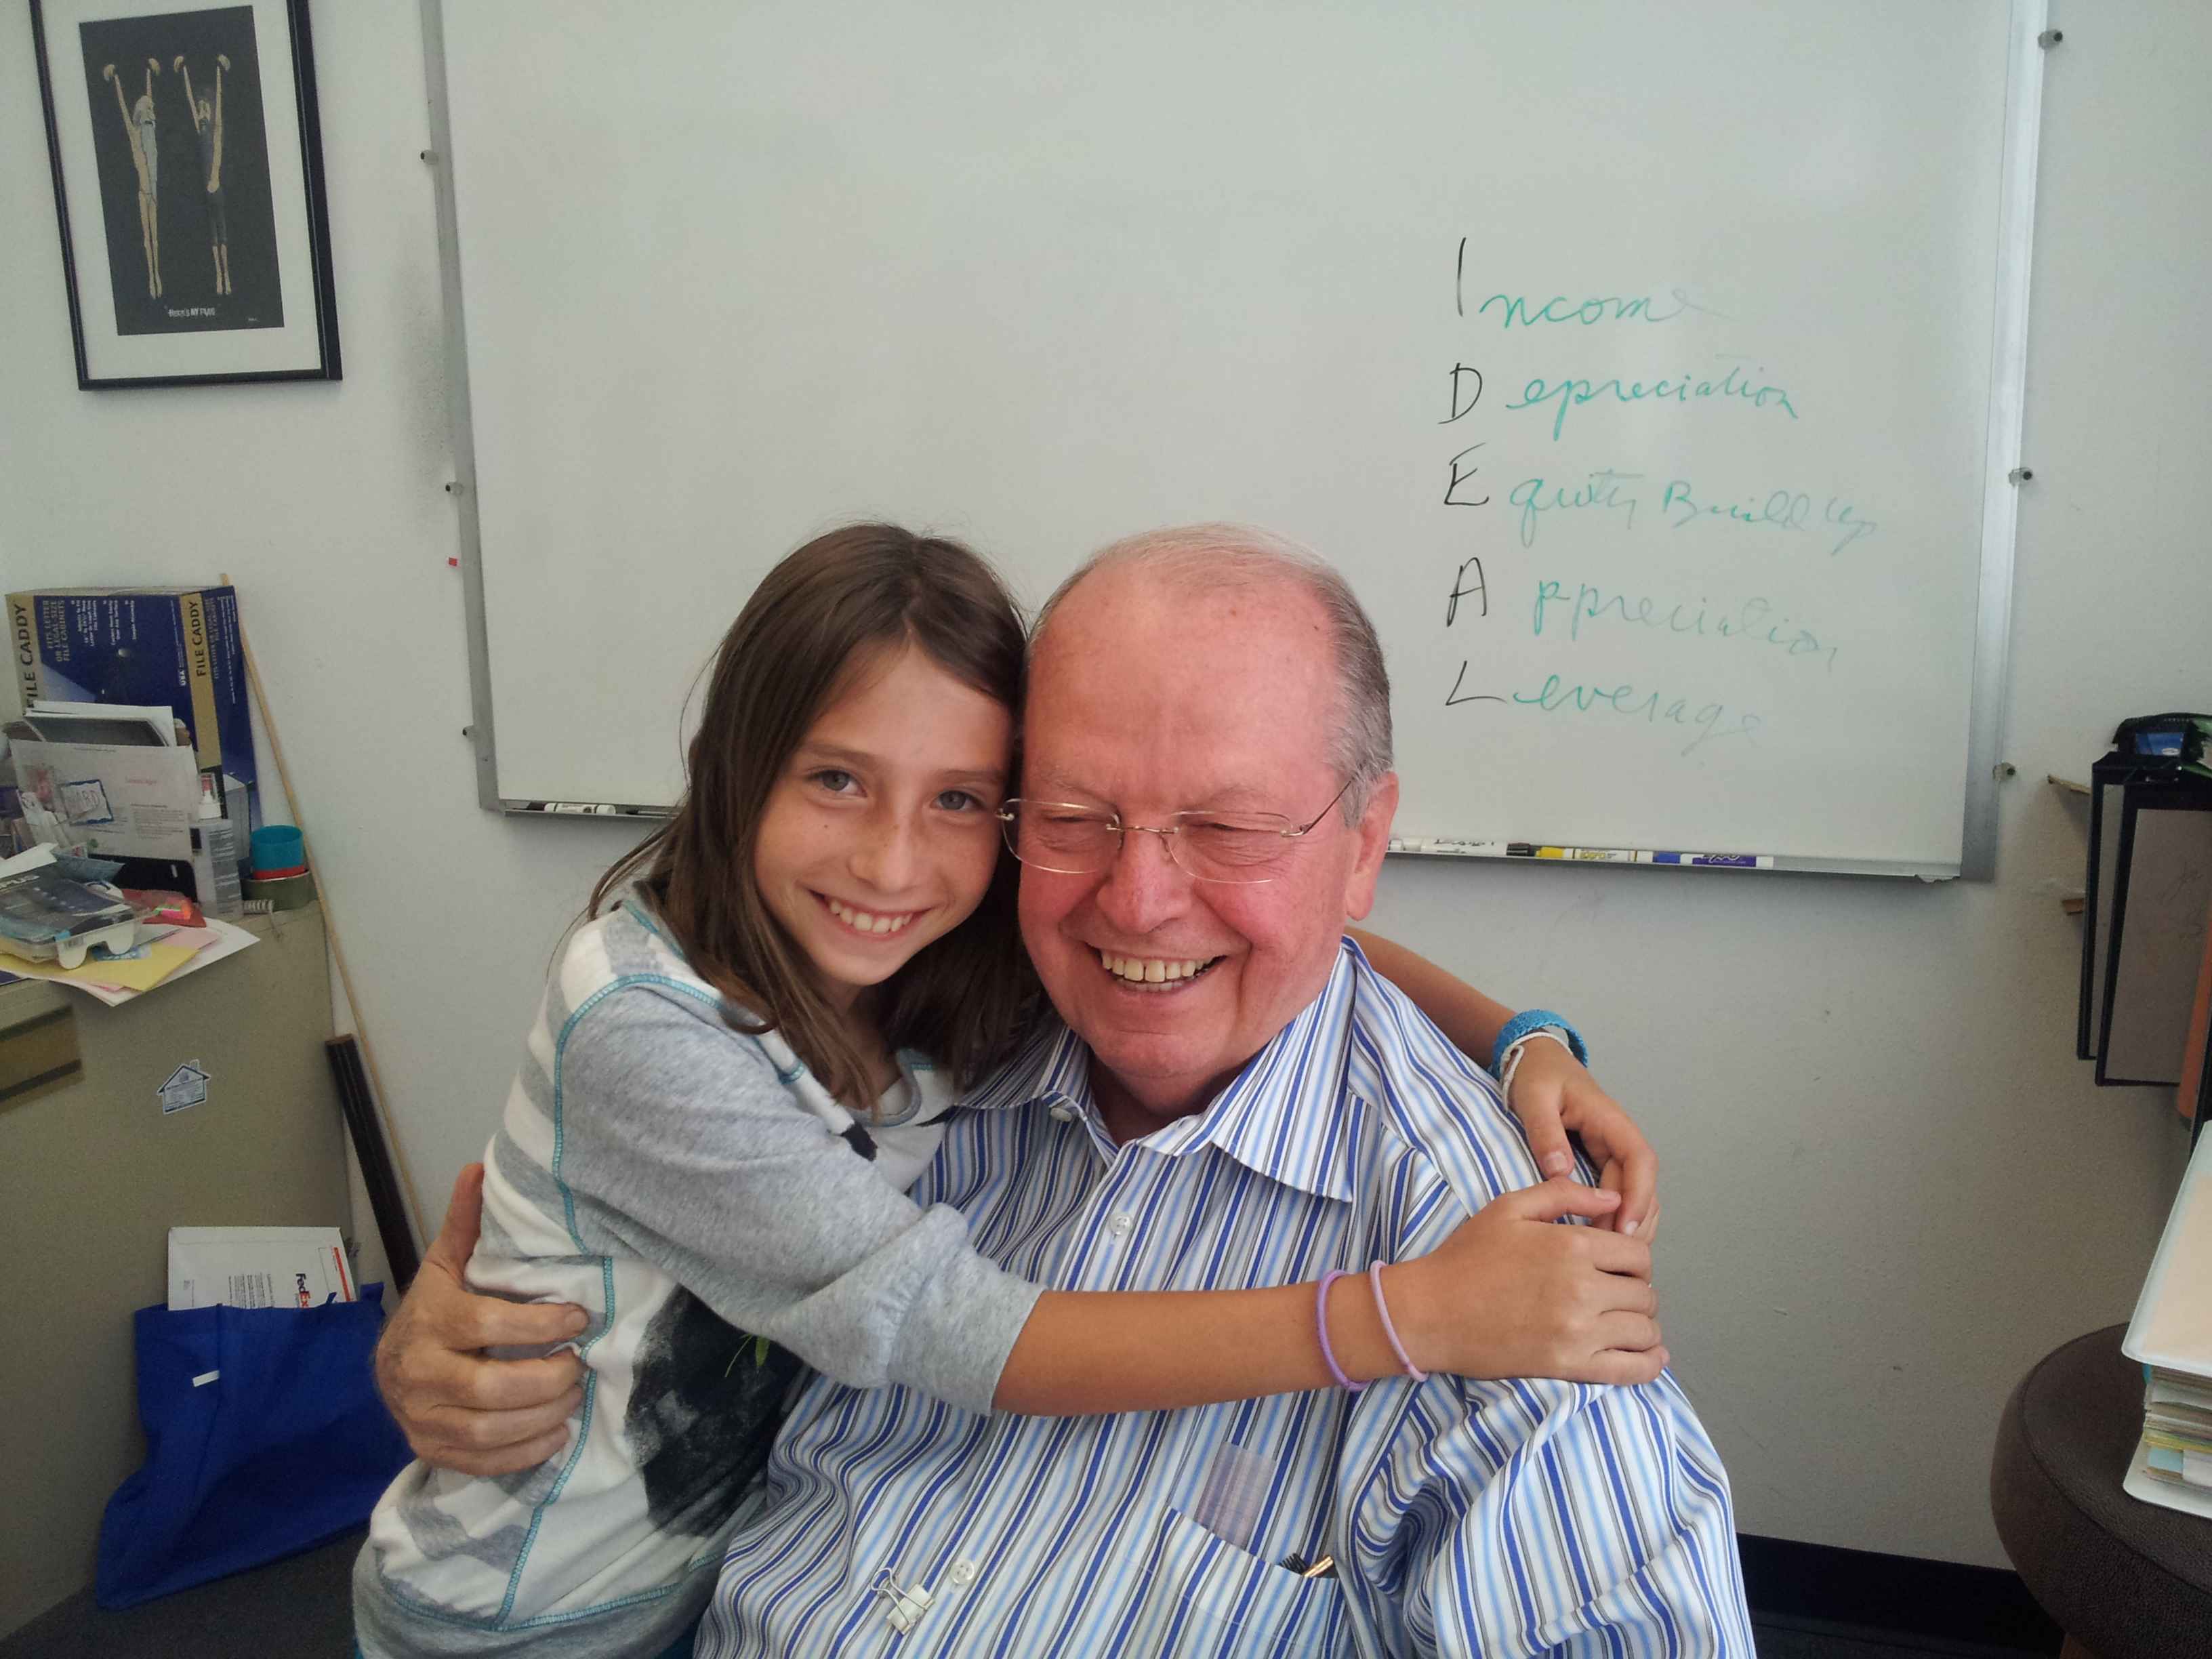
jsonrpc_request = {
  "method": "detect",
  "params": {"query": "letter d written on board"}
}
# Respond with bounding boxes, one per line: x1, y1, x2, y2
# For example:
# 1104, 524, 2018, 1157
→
1443, 364, 1484, 423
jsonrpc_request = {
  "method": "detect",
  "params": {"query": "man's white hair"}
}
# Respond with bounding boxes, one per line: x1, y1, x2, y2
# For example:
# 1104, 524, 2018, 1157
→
1033, 522, 1393, 821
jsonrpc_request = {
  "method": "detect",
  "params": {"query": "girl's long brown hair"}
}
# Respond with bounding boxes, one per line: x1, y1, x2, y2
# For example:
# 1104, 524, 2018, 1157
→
588, 524, 1036, 1103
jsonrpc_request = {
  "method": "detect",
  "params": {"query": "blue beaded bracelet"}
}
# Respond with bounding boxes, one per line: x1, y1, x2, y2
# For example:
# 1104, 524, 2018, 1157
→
1491, 1008, 1588, 1073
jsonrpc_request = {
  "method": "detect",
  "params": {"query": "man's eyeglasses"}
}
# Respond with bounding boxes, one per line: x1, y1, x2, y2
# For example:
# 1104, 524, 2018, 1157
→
997, 776, 1357, 885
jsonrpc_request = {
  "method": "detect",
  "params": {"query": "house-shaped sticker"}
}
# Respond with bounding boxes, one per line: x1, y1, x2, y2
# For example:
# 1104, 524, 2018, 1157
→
159, 1061, 211, 1114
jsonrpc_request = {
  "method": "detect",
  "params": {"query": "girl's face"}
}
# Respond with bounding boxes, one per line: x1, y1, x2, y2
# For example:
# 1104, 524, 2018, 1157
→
754, 642, 1015, 1012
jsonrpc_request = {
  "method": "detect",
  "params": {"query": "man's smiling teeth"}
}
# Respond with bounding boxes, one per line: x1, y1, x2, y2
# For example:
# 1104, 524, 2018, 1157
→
825, 897, 916, 935
1097, 951, 1213, 984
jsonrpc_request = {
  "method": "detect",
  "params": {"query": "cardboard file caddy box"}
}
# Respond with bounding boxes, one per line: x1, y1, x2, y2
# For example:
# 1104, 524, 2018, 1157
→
7, 587, 256, 822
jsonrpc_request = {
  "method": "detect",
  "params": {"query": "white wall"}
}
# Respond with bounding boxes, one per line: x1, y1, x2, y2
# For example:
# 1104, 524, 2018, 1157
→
2, 1, 2201, 1569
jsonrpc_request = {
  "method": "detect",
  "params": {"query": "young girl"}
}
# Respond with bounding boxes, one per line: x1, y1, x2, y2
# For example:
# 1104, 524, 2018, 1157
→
355, 525, 1656, 1659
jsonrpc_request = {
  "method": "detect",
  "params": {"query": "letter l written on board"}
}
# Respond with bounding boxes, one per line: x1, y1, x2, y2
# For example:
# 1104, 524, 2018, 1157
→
1445, 661, 1505, 706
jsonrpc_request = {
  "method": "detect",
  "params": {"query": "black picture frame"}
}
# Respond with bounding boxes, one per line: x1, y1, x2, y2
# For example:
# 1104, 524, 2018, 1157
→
30, 0, 340, 387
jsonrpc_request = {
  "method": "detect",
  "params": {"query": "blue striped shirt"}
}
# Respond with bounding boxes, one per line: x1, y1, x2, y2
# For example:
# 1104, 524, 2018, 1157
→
699, 941, 1752, 1656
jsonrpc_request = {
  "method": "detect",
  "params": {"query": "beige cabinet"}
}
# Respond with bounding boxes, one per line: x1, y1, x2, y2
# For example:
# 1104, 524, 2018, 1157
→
0, 906, 350, 1637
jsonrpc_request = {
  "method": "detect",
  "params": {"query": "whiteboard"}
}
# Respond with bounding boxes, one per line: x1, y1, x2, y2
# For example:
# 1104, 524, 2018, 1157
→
426, 0, 2043, 877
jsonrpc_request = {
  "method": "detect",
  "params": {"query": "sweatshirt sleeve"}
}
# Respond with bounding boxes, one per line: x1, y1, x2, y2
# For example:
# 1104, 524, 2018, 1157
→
537, 987, 1040, 1414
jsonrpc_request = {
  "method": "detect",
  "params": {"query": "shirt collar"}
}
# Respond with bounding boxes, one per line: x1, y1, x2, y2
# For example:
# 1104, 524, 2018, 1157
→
964, 943, 1364, 1204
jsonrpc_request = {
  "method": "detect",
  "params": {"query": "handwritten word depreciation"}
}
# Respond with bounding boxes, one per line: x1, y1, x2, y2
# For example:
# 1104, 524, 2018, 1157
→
1506, 362, 1799, 441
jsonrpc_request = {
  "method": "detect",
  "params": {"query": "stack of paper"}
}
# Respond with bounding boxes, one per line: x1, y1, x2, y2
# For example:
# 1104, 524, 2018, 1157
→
2140, 1373, 2212, 1495
2122, 1131, 2212, 1516
168, 1226, 356, 1311
0, 922, 258, 1004
0, 847, 258, 1006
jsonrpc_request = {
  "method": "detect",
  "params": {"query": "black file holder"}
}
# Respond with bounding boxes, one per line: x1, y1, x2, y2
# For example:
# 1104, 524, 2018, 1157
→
2079, 754, 2212, 1089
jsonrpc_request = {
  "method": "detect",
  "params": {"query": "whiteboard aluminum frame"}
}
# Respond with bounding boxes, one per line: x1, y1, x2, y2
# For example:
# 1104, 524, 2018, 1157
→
426, 0, 2047, 871
419, 0, 501, 814
1958, 0, 2049, 882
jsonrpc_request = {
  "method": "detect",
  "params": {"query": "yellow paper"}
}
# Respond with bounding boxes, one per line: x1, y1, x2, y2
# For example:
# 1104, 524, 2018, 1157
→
0, 939, 198, 993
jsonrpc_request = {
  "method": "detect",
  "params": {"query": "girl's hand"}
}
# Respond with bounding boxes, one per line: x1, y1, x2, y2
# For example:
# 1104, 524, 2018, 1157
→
1382, 1180, 1664, 1386
1504, 1040, 1659, 1239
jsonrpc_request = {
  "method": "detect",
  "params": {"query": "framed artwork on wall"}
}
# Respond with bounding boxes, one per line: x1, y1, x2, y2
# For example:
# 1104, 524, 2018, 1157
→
30, 0, 340, 387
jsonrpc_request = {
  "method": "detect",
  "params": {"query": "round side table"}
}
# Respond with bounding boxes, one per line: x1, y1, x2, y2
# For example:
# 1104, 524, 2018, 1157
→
1990, 1324, 2212, 1658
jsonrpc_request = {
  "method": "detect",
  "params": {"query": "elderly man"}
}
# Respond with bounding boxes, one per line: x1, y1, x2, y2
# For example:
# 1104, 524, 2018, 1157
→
384, 525, 1748, 1654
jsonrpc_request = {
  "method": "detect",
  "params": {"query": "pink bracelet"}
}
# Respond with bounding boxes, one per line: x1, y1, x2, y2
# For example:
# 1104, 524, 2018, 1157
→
1368, 1263, 1429, 1382
1315, 1271, 1365, 1391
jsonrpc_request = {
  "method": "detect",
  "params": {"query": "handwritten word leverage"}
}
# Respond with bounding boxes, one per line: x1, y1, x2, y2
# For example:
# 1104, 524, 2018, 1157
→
1511, 675, 1764, 756
1506, 362, 1798, 441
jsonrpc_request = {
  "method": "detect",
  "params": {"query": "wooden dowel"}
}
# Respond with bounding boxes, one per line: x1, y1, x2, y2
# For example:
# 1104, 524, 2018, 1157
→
222, 576, 426, 1247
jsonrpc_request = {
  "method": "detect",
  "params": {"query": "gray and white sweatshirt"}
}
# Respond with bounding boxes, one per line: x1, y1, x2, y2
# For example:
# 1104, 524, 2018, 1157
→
354, 900, 1041, 1658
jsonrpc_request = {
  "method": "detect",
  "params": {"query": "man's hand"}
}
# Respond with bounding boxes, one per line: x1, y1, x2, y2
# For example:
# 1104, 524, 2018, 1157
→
1503, 1041, 1658, 1240
376, 1164, 588, 1476
1388, 1179, 1664, 1387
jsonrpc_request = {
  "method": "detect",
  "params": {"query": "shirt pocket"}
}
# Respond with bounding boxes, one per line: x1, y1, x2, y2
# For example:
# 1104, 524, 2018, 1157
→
1116, 1507, 1341, 1656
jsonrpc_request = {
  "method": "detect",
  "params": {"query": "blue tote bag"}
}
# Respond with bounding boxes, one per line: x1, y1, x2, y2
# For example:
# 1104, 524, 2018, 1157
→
97, 1285, 411, 1609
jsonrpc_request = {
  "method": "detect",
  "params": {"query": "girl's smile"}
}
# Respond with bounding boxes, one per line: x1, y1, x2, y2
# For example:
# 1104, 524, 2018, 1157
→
816, 894, 924, 936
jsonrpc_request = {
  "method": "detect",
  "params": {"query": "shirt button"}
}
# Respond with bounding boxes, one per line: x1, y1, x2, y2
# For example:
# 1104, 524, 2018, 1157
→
1048, 1103, 1076, 1123
948, 1559, 979, 1586
1108, 1212, 1134, 1237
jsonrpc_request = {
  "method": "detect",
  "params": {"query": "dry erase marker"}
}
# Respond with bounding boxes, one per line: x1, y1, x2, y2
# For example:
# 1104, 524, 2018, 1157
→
1645, 851, 1774, 868
1534, 845, 1638, 862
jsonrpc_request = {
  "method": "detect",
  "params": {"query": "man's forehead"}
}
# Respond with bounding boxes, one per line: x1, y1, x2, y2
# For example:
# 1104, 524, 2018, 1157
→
1025, 568, 1326, 693
1021, 573, 1334, 796
1020, 689, 1325, 812
1040, 557, 1322, 632
1020, 755, 1286, 811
